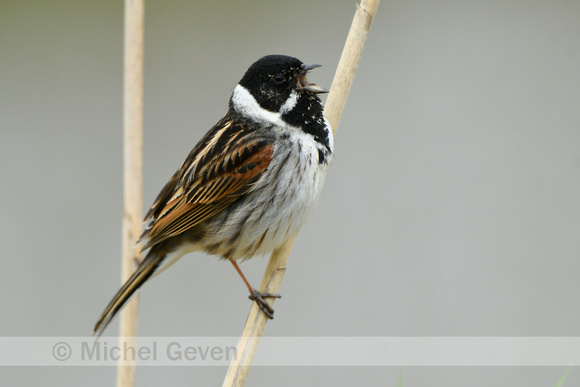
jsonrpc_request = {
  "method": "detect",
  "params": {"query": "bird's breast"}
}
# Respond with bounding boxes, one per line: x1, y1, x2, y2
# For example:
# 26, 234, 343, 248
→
200, 128, 332, 260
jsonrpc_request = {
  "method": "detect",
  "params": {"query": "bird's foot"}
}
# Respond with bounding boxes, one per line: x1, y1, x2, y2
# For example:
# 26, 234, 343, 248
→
248, 290, 281, 319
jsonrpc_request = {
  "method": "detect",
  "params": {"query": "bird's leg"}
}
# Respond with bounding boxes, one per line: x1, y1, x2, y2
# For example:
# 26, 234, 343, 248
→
229, 259, 281, 319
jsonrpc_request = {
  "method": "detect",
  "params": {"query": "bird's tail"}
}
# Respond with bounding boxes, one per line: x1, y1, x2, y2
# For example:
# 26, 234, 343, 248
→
93, 248, 166, 337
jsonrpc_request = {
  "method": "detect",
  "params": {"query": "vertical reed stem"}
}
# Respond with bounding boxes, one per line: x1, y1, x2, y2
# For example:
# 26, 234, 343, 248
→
117, 1, 144, 386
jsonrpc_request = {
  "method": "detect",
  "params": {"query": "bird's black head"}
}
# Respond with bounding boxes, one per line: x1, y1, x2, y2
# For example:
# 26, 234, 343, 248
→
230, 55, 327, 126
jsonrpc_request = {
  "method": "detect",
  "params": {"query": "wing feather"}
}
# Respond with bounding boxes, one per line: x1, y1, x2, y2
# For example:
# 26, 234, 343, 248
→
139, 117, 274, 251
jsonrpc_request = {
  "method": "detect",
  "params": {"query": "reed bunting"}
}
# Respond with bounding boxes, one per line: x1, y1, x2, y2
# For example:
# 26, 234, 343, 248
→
95, 55, 334, 336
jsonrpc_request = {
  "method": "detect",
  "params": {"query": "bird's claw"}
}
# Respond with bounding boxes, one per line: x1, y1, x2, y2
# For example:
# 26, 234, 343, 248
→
248, 290, 281, 319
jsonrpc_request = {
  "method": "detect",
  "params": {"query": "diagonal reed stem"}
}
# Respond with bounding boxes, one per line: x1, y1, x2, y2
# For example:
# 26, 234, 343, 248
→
222, 1, 381, 386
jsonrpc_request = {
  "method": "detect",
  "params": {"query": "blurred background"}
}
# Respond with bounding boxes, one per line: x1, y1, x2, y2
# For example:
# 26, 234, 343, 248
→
1, 0, 579, 385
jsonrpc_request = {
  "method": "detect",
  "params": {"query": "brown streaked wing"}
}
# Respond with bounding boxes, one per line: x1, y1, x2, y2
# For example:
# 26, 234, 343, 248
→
141, 118, 233, 230
139, 121, 274, 251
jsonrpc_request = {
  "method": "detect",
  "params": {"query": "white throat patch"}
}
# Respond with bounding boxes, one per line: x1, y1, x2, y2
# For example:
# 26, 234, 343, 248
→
231, 85, 299, 127
279, 90, 299, 114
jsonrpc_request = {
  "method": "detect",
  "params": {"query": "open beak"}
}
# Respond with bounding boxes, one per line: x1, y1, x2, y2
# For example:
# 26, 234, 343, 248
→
298, 63, 328, 94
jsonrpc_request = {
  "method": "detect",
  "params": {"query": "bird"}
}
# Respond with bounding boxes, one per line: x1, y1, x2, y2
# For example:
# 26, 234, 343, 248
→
94, 54, 334, 336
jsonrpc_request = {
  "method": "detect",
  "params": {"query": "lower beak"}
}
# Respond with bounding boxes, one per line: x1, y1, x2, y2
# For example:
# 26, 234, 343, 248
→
298, 63, 328, 94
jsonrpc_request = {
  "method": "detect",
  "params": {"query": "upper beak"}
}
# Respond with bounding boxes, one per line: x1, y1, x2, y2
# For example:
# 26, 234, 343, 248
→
298, 63, 328, 94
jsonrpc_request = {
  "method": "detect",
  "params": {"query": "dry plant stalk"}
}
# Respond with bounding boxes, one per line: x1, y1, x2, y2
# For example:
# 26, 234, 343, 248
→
222, 1, 381, 386
117, 1, 144, 387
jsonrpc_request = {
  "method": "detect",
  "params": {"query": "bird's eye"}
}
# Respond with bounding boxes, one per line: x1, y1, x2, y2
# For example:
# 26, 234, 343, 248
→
273, 75, 285, 84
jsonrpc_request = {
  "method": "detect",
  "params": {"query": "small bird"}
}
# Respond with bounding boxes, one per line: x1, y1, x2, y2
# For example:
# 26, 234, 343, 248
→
94, 55, 334, 336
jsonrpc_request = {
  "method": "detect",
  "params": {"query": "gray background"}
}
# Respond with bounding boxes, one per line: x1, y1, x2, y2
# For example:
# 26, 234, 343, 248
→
1, 0, 579, 385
